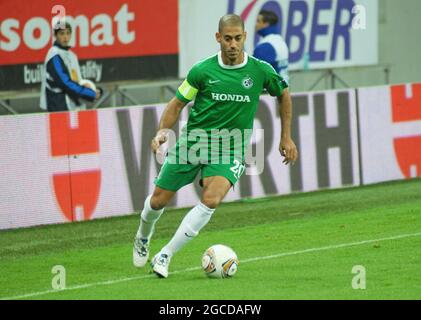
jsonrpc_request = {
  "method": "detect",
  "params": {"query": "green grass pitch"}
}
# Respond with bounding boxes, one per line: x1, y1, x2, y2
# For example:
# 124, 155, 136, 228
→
1, 179, 420, 300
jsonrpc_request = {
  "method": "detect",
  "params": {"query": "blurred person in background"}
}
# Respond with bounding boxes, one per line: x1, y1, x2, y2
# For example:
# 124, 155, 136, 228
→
254, 10, 289, 84
40, 21, 101, 112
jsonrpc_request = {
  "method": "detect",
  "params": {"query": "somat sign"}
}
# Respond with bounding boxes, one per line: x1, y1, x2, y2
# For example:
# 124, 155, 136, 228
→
0, 0, 178, 65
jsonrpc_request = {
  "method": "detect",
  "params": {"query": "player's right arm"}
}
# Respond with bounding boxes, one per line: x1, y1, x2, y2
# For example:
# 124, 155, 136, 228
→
151, 74, 200, 154
151, 97, 187, 154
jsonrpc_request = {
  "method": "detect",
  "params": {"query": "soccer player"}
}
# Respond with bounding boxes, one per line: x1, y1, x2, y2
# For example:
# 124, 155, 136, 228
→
254, 10, 289, 84
133, 14, 298, 278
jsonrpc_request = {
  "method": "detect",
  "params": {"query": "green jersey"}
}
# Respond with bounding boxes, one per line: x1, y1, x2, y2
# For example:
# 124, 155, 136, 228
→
172, 51, 288, 164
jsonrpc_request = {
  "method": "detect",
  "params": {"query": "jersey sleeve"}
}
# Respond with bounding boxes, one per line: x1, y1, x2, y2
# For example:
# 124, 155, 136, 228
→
175, 65, 200, 103
262, 62, 289, 97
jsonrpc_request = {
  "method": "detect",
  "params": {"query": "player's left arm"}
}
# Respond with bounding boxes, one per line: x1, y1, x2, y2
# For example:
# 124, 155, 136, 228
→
277, 88, 298, 165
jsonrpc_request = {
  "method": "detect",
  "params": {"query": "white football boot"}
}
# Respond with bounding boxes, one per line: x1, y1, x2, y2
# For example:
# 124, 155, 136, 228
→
151, 252, 171, 278
133, 237, 149, 268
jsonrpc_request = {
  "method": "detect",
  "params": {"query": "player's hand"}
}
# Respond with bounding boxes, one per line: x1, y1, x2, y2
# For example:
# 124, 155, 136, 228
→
279, 137, 298, 165
151, 130, 168, 154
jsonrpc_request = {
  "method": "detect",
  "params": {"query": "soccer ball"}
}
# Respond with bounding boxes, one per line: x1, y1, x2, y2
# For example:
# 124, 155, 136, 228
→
202, 244, 239, 278
79, 79, 97, 91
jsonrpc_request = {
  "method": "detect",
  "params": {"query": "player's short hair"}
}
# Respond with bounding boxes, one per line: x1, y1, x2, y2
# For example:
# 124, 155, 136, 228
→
218, 14, 245, 32
259, 10, 279, 26
53, 21, 72, 36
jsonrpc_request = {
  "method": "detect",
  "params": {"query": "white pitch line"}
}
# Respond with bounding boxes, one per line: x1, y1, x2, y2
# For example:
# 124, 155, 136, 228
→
2, 231, 421, 300
241, 231, 421, 263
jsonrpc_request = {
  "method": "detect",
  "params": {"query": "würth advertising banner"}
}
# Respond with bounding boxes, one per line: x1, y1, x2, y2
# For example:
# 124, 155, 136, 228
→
0, 83, 419, 230
0, 0, 178, 90
358, 83, 421, 184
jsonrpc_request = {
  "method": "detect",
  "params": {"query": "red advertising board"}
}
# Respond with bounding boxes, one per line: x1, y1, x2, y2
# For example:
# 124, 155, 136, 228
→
0, 0, 178, 65
358, 83, 421, 184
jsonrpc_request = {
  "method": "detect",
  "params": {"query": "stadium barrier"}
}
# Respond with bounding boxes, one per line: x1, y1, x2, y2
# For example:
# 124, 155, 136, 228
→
0, 83, 420, 230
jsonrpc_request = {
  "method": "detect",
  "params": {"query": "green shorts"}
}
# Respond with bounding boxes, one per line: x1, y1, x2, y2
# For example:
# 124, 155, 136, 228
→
154, 158, 246, 192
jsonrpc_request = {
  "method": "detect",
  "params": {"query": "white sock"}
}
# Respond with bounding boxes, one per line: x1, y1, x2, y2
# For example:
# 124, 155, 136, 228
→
136, 195, 164, 241
161, 202, 215, 256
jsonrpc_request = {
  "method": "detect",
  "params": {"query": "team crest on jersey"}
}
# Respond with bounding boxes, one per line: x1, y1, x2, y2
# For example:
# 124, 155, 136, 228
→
242, 76, 253, 89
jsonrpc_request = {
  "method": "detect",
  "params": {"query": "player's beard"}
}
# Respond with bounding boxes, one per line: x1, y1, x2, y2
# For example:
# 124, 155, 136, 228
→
226, 49, 242, 64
